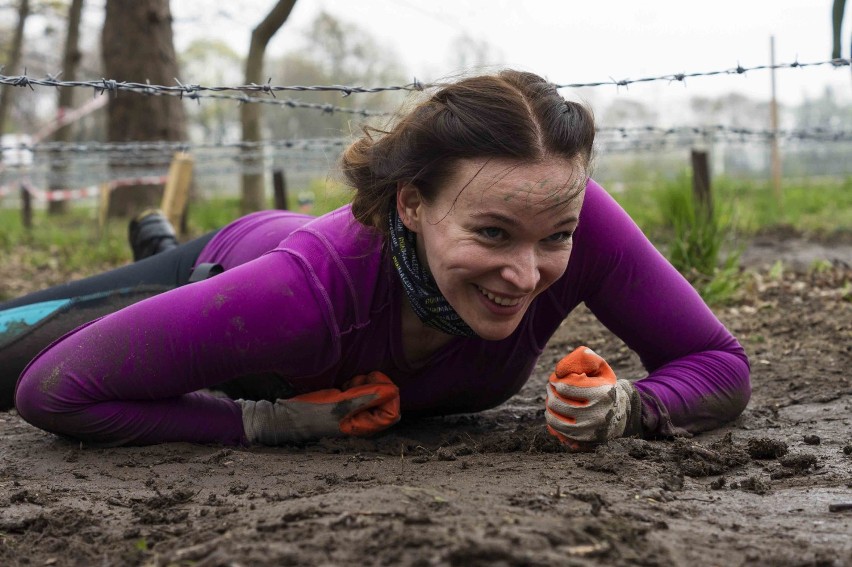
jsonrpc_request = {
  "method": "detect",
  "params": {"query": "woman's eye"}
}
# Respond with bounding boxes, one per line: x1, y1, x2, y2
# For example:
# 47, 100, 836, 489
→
479, 227, 505, 240
544, 231, 573, 243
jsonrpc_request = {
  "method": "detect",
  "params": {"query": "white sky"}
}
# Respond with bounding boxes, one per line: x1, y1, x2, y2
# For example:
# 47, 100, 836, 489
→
172, 0, 852, 110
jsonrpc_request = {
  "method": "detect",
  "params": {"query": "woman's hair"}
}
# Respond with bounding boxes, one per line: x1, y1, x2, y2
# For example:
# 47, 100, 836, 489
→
341, 69, 596, 235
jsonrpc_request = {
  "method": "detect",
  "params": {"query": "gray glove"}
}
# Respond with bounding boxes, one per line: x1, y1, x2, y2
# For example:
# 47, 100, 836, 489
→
545, 347, 642, 446
236, 372, 401, 445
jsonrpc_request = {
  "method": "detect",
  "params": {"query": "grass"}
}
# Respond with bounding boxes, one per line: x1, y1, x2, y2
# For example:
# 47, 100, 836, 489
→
611, 174, 852, 304
0, 207, 132, 266
187, 177, 352, 235
613, 175, 852, 239
0, 174, 849, 303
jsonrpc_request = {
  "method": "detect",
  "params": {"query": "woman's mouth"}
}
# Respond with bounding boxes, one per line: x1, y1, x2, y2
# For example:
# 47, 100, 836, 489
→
476, 286, 522, 307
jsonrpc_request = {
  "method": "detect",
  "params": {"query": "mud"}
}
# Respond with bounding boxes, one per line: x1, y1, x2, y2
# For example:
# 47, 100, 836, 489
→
1, 241, 851, 566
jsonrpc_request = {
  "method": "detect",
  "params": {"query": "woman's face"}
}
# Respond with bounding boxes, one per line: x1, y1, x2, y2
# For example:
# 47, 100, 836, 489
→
398, 158, 586, 341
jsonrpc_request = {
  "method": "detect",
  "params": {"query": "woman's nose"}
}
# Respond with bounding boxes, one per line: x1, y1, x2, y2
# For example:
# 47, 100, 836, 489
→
500, 247, 540, 292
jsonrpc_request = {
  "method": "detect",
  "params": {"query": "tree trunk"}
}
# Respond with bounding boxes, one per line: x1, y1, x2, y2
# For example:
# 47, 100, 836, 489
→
240, 0, 297, 214
832, 0, 846, 59
832, 0, 851, 81
101, 0, 187, 217
0, 0, 30, 144
48, 0, 84, 215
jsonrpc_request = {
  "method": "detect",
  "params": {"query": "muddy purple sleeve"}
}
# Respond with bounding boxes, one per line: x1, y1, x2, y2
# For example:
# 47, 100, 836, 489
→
570, 181, 750, 436
14, 250, 338, 446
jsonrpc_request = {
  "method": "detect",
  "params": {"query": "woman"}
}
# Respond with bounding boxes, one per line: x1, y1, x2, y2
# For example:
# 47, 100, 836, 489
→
4, 70, 750, 447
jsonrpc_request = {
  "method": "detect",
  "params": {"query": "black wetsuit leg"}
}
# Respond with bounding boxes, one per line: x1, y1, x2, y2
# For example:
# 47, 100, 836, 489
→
0, 231, 219, 409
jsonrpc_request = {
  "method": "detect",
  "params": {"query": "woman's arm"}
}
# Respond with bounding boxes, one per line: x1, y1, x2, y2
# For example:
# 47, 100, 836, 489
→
568, 181, 750, 437
15, 250, 339, 446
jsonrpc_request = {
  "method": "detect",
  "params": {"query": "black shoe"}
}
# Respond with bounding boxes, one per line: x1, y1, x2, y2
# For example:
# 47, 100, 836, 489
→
128, 209, 179, 261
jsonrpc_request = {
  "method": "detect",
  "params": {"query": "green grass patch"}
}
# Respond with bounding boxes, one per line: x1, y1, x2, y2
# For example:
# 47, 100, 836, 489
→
186, 177, 352, 235
613, 175, 852, 238
611, 174, 851, 304
0, 178, 355, 279
0, 206, 132, 266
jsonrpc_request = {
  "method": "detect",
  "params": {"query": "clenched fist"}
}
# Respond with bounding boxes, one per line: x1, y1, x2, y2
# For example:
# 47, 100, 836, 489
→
238, 371, 400, 445
545, 346, 641, 448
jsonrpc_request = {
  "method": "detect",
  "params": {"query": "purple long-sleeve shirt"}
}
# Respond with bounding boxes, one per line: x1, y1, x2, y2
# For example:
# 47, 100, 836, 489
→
15, 180, 750, 445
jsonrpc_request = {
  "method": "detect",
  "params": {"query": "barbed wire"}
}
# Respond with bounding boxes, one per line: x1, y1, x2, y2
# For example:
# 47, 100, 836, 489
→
1, 58, 849, 99
0, 72, 423, 96
182, 91, 394, 116
0, 137, 349, 154
2, 132, 847, 191
599, 135, 852, 154
3, 138, 849, 201
0, 141, 345, 189
553, 58, 851, 89
595, 125, 852, 142
2, 125, 849, 158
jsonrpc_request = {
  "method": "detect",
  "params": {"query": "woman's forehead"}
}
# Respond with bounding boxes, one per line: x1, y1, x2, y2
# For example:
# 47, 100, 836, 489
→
447, 158, 585, 208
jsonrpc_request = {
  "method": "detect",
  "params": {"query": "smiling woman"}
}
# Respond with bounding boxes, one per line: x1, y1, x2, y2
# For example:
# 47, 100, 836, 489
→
3, 70, 749, 448
396, 158, 584, 343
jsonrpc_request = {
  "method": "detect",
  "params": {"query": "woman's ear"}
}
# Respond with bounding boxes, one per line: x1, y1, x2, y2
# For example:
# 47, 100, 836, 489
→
396, 181, 423, 232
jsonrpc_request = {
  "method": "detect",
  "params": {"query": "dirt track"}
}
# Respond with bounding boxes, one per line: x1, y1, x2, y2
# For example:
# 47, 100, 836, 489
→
1, 243, 851, 566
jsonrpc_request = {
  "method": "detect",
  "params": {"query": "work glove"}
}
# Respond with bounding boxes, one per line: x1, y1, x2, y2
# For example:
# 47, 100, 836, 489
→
237, 371, 400, 445
545, 346, 642, 449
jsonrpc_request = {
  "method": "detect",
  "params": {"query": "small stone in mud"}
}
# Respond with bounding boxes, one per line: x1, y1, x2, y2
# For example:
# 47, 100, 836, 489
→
746, 438, 788, 460
779, 453, 817, 471
625, 438, 654, 459
435, 447, 457, 461
736, 476, 770, 495
842, 444, 852, 455
709, 477, 726, 490
803, 435, 821, 445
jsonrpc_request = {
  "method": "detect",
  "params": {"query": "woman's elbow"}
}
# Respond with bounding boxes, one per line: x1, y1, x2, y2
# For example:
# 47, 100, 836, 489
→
720, 347, 752, 424
15, 360, 74, 435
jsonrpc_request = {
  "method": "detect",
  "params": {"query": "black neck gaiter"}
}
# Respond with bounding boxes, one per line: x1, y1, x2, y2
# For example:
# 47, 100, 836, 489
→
387, 209, 477, 338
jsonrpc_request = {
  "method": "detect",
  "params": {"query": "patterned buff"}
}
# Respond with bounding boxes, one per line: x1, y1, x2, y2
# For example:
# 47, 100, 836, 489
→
387, 209, 477, 337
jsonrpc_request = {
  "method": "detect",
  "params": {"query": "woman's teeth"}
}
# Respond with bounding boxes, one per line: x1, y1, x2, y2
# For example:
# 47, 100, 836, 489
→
478, 286, 521, 307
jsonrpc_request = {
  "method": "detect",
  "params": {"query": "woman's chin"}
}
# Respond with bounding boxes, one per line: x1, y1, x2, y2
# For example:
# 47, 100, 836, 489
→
466, 319, 522, 341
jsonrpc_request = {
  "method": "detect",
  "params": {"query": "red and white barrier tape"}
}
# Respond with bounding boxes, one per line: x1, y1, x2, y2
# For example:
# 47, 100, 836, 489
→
10, 175, 169, 203
26, 185, 101, 202
109, 175, 168, 188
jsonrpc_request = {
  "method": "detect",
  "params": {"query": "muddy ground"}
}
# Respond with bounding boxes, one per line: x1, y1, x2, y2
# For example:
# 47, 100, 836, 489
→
1, 237, 851, 567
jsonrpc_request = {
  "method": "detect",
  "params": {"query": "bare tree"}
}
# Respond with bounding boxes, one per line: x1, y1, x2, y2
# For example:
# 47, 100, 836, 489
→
101, 0, 187, 217
833, 0, 851, 80
48, 0, 83, 215
267, 11, 405, 140
0, 0, 30, 143
833, 0, 847, 60
241, 0, 297, 214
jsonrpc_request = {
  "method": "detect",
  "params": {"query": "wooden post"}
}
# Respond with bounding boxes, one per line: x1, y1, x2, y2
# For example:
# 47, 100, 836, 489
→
97, 182, 112, 233
20, 182, 32, 230
769, 35, 783, 204
690, 149, 713, 219
272, 169, 288, 210
160, 152, 194, 232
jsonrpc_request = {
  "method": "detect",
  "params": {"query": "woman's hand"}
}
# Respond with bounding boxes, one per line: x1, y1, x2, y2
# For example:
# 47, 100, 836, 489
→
238, 371, 400, 445
545, 347, 641, 449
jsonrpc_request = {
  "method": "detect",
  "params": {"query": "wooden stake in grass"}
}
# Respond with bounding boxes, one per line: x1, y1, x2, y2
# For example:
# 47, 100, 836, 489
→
691, 149, 713, 220
161, 152, 194, 233
20, 182, 32, 230
273, 169, 288, 210
97, 182, 112, 233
